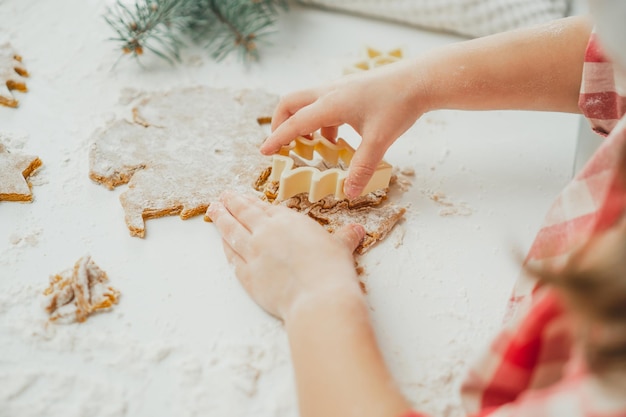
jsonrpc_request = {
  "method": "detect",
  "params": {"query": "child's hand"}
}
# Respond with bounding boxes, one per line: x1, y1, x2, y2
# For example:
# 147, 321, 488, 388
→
206, 191, 366, 320
260, 16, 592, 202
261, 63, 428, 199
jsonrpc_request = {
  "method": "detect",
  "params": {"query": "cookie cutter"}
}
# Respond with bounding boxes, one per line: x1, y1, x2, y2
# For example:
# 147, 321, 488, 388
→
269, 133, 393, 203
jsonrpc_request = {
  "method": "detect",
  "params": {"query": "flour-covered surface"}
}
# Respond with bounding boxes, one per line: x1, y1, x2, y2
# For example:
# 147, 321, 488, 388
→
0, 1, 579, 416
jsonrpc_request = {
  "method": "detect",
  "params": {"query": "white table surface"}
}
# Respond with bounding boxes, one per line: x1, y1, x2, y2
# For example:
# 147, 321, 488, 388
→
0, 1, 580, 416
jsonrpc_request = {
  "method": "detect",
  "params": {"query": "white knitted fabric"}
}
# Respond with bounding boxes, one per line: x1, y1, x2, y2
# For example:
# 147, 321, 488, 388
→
297, 0, 571, 38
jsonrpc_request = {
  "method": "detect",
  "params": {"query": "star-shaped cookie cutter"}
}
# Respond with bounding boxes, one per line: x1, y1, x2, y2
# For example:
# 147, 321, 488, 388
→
269, 133, 392, 203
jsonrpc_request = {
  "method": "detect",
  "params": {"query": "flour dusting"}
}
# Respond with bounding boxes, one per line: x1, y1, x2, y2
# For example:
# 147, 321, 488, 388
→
428, 191, 473, 217
8, 227, 41, 247
0, 1, 557, 416
0, 280, 295, 417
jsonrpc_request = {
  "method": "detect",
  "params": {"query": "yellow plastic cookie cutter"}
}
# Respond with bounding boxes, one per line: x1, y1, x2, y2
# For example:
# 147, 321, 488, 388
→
269, 133, 393, 203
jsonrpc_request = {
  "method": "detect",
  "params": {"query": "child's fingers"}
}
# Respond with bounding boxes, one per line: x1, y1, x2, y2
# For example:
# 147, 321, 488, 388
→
320, 126, 339, 143
332, 223, 366, 253
207, 202, 252, 258
219, 191, 269, 232
270, 89, 320, 132
221, 237, 246, 267
261, 100, 335, 155
344, 139, 387, 199
221, 238, 250, 285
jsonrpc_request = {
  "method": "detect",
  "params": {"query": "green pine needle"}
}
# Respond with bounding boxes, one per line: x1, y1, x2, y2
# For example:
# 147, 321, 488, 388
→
104, 0, 288, 64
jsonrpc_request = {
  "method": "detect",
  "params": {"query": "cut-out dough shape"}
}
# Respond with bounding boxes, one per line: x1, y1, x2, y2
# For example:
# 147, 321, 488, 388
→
281, 190, 406, 254
343, 47, 403, 75
252, 169, 406, 254
0, 141, 42, 202
270, 133, 393, 202
42, 256, 120, 324
89, 87, 278, 237
252, 161, 406, 254
0, 43, 29, 108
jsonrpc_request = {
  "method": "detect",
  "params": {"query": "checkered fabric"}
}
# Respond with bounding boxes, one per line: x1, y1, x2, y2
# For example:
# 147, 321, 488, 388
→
296, 0, 569, 38
403, 32, 626, 417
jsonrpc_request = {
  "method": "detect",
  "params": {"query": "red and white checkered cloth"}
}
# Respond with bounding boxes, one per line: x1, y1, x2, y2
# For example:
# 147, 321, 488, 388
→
405, 32, 626, 417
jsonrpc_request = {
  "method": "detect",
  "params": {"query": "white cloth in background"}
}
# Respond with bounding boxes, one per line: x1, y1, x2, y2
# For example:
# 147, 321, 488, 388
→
296, 0, 571, 38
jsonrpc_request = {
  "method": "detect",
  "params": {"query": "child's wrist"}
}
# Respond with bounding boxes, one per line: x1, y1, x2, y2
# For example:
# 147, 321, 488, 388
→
282, 278, 365, 328
410, 51, 450, 114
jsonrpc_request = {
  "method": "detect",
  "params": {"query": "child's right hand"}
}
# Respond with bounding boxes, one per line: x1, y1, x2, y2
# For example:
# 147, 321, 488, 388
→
261, 16, 593, 202
261, 61, 430, 199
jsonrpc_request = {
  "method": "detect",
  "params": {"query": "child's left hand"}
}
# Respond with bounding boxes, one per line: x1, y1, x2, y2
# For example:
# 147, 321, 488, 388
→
206, 191, 366, 321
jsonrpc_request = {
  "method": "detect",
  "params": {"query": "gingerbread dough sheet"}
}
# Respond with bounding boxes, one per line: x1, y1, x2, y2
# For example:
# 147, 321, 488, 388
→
89, 87, 279, 237
90, 86, 405, 250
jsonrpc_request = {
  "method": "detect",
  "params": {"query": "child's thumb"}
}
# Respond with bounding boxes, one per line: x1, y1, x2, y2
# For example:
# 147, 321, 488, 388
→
344, 141, 385, 199
333, 223, 366, 253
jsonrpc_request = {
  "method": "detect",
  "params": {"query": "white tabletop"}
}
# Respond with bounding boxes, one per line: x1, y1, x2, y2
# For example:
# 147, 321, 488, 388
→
0, 1, 580, 416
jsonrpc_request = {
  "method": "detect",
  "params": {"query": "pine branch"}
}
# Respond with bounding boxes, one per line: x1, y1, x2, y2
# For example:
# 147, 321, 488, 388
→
104, 0, 287, 64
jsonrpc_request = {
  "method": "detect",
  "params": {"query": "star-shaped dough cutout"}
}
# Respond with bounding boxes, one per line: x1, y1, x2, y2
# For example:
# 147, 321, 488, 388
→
89, 87, 278, 237
0, 43, 29, 108
343, 47, 404, 75
0, 142, 42, 202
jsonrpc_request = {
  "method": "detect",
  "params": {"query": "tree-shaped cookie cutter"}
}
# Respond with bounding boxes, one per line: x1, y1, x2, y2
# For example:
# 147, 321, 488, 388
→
269, 134, 393, 202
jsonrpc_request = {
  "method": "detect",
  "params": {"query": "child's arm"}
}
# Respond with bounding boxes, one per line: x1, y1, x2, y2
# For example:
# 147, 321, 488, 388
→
423, 15, 592, 113
261, 15, 592, 199
206, 192, 412, 417
285, 284, 411, 417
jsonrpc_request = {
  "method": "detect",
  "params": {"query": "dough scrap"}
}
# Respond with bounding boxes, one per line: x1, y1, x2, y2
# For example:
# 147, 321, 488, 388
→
89, 87, 278, 237
247, 167, 406, 254
42, 256, 120, 324
0, 43, 29, 108
283, 191, 406, 254
0, 141, 42, 202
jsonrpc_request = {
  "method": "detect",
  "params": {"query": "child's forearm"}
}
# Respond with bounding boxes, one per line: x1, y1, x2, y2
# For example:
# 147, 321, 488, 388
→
285, 286, 411, 417
408, 15, 593, 114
